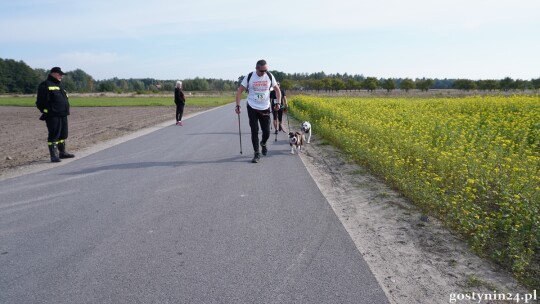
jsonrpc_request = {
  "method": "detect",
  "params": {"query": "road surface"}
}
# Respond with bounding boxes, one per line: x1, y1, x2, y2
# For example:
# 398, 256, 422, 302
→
0, 102, 389, 304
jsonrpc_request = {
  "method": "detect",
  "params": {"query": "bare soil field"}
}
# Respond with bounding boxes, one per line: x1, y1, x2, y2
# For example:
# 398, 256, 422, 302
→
0, 106, 205, 173
0, 106, 533, 303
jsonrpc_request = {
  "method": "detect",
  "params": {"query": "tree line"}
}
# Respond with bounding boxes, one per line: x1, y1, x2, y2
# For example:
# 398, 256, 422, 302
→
1, 57, 539, 94
268, 72, 540, 93
0, 58, 237, 94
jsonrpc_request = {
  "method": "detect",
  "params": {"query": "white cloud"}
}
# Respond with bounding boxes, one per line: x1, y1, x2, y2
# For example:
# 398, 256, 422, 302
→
57, 51, 122, 64
27, 52, 128, 79
3, 0, 539, 43
2, 0, 539, 80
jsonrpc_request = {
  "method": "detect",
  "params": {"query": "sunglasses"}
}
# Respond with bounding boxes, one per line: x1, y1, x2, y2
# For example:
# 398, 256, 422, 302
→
257, 69, 268, 73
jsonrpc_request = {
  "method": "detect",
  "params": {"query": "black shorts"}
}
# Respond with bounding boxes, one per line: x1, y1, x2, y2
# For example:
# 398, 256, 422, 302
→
272, 107, 284, 121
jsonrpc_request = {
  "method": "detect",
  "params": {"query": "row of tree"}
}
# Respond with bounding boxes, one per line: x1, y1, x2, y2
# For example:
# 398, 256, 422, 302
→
0, 58, 42, 93
1, 57, 539, 94
274, 76, 540, 93
268, 71, 540, 92
0, 58, 237, 94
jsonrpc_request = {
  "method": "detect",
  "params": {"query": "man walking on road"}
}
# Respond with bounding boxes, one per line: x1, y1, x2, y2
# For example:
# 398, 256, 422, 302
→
36, 67, 75, 162
235, 59, 281, 163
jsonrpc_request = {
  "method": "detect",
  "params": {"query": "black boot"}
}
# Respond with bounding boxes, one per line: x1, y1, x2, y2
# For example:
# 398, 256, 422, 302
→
58, 142, 75, 159
251, 152, 260, 163
48, 144, 61, 162
260, 142, 267, 156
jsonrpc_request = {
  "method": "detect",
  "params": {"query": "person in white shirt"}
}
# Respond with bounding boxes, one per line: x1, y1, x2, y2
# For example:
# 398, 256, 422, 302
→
235, 59, 281, 163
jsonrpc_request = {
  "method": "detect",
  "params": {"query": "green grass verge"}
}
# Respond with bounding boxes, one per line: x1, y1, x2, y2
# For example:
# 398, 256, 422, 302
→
0, 96, 234, 107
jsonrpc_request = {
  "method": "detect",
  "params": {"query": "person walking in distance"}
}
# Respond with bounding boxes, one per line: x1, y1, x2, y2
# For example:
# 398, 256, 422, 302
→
270, 82, 288, 134
35, 67, 74, 163
174, 81, 186, 126
235, 59, 281, 163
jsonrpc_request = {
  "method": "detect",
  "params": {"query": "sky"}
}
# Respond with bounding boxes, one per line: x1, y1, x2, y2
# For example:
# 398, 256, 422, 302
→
1, 0, 539, 81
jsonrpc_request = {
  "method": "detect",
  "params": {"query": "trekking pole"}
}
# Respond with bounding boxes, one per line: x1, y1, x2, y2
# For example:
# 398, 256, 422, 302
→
237, 112, 243, 155
286, 108, 290, 132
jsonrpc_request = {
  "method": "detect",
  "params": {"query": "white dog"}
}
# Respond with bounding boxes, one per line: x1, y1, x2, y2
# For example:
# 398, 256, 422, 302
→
301, 121, 312, 143
288, 132, 305, 154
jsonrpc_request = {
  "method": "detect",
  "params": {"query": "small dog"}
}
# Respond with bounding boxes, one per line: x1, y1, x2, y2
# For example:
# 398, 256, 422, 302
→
301, 121, 312, 143
288, 132, 305, 154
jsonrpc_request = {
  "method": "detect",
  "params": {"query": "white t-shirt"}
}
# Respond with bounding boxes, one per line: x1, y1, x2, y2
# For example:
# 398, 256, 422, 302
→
241, 71, 277, 110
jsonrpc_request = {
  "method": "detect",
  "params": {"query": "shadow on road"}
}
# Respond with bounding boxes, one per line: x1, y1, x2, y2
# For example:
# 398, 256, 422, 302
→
61, 155, 246, 175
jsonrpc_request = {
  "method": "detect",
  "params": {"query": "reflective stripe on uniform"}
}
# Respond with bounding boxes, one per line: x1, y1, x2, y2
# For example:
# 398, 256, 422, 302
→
44, 109, 48, 113
48, 86, 60, 90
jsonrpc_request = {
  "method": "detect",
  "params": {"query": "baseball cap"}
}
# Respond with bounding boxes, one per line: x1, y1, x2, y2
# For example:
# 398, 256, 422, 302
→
50, 67, 66, 75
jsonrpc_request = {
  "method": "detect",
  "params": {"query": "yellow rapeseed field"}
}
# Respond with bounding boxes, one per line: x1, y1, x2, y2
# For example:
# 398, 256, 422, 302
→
290, 95, 540, 287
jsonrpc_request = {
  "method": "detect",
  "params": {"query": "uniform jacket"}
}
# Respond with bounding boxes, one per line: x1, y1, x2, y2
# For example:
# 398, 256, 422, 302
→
36, 75, 70, 116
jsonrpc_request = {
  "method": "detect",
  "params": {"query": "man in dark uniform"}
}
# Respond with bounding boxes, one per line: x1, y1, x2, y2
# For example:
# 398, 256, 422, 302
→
36, 67, 75, 162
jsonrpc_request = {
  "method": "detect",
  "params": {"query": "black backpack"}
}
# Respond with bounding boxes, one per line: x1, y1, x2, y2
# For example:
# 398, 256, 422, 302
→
245, 71, 274, 93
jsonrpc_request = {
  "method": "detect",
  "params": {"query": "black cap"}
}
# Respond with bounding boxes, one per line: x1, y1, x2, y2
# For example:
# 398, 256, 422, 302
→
50, 67, 66, 75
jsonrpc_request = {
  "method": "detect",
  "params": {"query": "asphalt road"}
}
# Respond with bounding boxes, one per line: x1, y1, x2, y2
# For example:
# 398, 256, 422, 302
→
0, 102, 389, 304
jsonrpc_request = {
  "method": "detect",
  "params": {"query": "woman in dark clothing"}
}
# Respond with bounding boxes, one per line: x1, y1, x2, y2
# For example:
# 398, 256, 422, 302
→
174, 81, 186, 126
